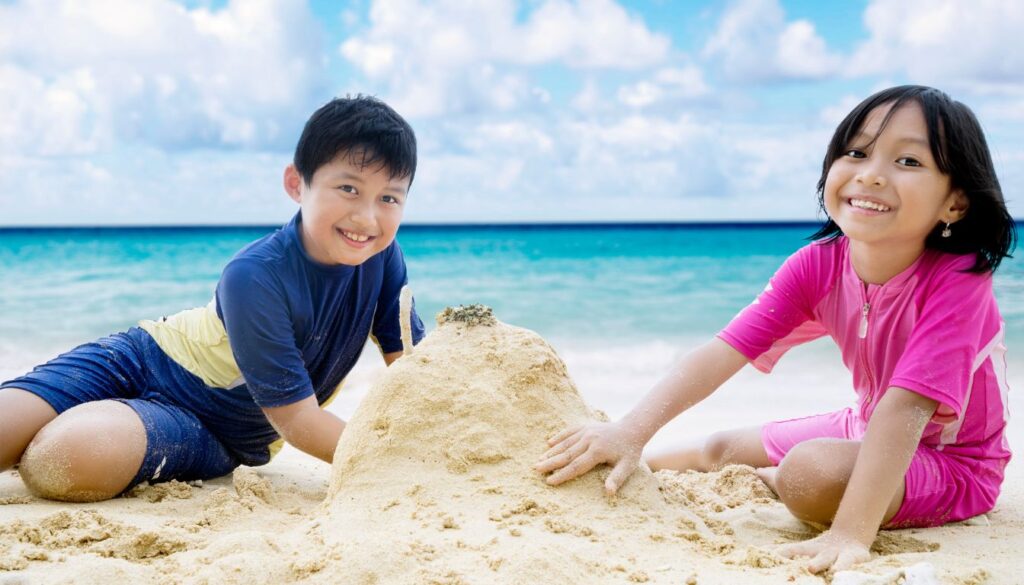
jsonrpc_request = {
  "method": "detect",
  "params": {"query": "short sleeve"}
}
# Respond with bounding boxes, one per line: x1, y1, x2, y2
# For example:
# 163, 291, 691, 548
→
717, 243, 829, 372
216, 259, 315, 408
889, 264, 999, 419
371, 241, 426, 354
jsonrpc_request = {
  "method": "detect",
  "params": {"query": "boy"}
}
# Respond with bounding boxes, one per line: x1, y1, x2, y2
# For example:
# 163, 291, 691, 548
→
0, 96, 425, 502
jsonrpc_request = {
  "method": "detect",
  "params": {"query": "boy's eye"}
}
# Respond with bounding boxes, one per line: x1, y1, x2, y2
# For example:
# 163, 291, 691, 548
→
381, 195, 402, 205
896, 157, 921, 167
339, 185, 358, 195
844, 149, 866, 159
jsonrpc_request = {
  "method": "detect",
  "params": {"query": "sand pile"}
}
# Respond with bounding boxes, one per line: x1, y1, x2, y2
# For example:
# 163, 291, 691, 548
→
304, 306, 813, 584
0, 306, 1010, 584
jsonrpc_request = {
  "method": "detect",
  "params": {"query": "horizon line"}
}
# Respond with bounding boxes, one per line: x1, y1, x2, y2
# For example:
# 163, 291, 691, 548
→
3, 218, 1022, 231
0, 219, 827, 231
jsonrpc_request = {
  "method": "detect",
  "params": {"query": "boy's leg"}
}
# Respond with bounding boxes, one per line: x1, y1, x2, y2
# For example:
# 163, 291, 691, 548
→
18, 399, 146, 502
2, 329, 239, 502
0, 388, 59, 471
645, 426, 772, 472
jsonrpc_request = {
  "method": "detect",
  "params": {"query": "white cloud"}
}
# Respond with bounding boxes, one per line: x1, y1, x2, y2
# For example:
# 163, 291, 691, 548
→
819, 95, 862, 127
0, 149, 293, 226
702, 0, 842, 82
0, 0, 327, 156
461, 122, 555, 154
401, 111, 830, 223
571, 78, 604, 113
849, 0, 1024, 90
618, 66, 710, 108
340, 0, 671, 118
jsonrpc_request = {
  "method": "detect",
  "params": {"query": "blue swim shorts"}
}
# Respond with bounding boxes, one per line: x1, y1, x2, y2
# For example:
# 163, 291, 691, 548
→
1, 328, 277, 490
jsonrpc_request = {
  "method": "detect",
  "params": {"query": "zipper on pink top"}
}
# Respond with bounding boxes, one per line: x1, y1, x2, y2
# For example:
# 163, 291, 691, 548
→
858, 302, 870, 338
859, 284, 877, 414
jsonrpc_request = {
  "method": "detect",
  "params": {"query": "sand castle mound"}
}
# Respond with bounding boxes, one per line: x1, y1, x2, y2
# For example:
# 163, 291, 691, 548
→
312, 307, 760, 584
328, 304, 664, 504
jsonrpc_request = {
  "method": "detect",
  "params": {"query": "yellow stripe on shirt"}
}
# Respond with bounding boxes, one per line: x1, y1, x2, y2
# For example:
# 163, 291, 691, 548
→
138, 298, 243, 389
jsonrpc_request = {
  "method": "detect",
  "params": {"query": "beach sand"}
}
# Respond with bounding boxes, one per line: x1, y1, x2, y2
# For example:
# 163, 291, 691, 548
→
0, 308, 1019, 584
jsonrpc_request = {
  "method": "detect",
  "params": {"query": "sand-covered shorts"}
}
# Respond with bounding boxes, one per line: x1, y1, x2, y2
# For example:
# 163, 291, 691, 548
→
0, 328, 274, 491
761, 407, 1004, 528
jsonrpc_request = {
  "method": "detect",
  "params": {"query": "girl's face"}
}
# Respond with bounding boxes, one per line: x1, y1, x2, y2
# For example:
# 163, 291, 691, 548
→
823, 101, 967, 254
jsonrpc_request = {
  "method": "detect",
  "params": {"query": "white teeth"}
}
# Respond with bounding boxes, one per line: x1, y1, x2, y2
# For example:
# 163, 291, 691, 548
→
342, 231, 370, 242
850, 198, 891, 212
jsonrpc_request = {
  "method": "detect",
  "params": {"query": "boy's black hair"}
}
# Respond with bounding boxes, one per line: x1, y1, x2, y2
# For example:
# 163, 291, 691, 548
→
294, 95, 417, 186
811, 85, 1016, 273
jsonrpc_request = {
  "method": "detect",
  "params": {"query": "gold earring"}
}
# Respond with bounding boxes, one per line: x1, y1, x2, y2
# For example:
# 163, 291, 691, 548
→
941, 222, 952, 238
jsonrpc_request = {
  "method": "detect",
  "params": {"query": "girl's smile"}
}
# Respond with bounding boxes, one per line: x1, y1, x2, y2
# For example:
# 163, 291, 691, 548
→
846, 196, 892, 213
823, 101, 967, 283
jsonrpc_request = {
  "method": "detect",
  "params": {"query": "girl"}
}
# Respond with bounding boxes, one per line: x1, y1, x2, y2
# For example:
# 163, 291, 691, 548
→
536, 85, 1015, 574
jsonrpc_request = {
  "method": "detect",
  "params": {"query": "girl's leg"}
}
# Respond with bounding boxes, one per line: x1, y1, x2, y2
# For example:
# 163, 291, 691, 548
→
0, 388, 59, 471
645, 426, 772, 472
773, 438, 904, 526
18, 400, 146, 502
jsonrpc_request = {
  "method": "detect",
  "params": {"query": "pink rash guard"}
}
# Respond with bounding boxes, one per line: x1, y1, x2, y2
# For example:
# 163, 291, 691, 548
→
718, 236, 1010, 525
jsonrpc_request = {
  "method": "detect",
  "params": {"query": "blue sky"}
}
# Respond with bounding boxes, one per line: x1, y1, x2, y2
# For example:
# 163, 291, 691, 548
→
1, 0, 1022, 225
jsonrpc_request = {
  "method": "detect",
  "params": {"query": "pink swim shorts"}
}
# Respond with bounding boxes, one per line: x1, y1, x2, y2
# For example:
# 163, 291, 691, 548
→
761, 408, 1003, 528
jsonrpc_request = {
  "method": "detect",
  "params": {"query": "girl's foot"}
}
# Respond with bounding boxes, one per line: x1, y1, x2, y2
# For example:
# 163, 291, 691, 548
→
755, 466, 778, 494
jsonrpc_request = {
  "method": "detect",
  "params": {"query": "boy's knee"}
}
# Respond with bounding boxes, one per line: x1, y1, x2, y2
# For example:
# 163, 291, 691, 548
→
775, 439, 851, 524
19, 402, 146, 502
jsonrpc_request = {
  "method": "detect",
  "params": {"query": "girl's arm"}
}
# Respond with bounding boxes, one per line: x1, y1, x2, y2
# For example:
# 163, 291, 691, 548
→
535, 337, 748, 494
779, 386, 938, 573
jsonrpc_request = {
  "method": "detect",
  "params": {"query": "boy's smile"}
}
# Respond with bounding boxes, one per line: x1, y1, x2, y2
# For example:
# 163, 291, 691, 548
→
284, 155, 410, 266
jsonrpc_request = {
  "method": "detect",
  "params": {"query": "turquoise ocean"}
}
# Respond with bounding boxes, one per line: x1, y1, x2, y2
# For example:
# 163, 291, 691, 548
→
3, 223, 1023, 448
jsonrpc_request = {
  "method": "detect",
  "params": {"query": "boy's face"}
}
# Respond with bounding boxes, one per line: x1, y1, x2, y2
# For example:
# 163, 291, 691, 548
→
284, 154, 410, 266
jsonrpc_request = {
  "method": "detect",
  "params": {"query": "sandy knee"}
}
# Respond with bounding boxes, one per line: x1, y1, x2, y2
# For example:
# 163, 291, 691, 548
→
20, 401, 146, 502
775, 439, 854, 523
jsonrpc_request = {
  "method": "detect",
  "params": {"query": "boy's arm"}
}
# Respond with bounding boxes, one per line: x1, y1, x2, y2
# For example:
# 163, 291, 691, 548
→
262, 396, 346, 463
778, 387, 937, 573
262, 351, 405, 462
536, 337, 748, 493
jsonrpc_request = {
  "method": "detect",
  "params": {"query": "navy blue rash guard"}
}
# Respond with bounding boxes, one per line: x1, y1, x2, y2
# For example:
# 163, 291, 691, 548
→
216, 211, 426, 408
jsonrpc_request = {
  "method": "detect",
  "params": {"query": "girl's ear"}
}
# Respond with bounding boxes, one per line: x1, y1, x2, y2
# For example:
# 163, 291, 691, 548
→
945, 189, 969, 223
283, 164, 303, 203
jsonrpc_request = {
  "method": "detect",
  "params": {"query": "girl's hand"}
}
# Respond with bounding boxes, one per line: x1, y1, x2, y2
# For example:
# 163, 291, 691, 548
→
777, 529, 871, 574
535, 421, 644, 495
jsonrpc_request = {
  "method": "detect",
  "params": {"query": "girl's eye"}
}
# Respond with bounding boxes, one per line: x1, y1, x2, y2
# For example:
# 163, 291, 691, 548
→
897, 157, 921, 167
844, 149, 866, 159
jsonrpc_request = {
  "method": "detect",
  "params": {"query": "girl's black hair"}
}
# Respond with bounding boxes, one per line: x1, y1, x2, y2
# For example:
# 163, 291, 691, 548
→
293, 94, 417, 186
811, 85, 1015, 273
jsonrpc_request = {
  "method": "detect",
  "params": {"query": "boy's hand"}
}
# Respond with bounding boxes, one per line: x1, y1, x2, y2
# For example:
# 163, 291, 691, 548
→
776, 529, 871, 574
535, 422, 644, 495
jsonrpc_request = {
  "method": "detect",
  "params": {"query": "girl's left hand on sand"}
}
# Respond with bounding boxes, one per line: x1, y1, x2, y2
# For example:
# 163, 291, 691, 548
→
776, 529, 871, 574
535, 421, 642, 495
